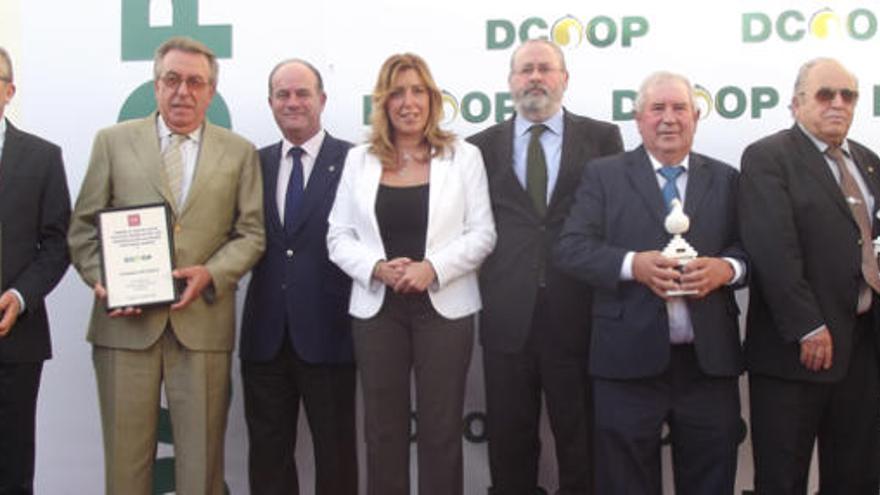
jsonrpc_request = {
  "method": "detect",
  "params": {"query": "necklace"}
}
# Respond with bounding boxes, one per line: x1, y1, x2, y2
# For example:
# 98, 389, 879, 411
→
396, 147, 427, 176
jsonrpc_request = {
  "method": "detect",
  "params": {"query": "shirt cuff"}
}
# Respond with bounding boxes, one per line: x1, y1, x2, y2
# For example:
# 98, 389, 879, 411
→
800, 325, 825, 342
722, 257, 745, 286
9, 289, 25, 314
620, 251, 636, 281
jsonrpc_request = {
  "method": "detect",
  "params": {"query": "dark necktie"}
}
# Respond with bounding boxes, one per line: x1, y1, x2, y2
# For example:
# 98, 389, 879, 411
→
527, 124, 548, 217
658, 165, 685, 210
284, 147, 305, 230
826, 146, 880, 310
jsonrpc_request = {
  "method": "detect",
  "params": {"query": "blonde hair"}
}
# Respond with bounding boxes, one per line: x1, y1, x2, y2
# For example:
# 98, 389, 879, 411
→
368, 53, 454, 167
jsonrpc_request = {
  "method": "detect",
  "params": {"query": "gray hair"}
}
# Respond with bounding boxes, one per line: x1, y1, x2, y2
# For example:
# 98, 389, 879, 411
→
634, 71, 696, 114
508, 39, 568, 75
153, 36, 219, 87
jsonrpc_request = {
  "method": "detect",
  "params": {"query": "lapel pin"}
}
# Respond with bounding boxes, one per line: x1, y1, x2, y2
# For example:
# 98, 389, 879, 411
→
868, 166, 875, 173
328, 165, 336, 172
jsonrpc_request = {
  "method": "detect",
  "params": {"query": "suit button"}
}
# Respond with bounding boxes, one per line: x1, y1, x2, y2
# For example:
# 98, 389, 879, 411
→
286, 249, 294, 258
281, 283, 287, 290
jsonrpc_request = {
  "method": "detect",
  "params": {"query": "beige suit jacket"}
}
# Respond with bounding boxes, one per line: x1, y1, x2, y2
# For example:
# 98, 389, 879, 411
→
69, 114, 265, 352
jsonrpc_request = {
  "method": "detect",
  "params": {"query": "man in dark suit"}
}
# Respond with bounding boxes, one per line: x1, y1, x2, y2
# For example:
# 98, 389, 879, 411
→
0, 47, 71, 494
740, 57, 880, 494
467, 39, 622, 495
555, 71, 746, 494
239, 59, 356, 495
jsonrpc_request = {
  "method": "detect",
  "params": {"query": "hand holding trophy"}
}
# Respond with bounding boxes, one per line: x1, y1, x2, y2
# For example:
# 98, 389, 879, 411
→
661, 198, 698, 296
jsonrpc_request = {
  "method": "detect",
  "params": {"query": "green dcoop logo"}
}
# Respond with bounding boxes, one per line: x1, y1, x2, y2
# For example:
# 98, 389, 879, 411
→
612, 85, 780, 121
743, 8, 880, 42
363, 90, 516, 126
119, 1, 233, 493
485, 15, 649, 49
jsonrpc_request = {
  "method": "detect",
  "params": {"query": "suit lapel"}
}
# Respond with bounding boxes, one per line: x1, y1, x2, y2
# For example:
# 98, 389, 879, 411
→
129, 115, 176, 212
550, 110, 581, 212
0, 121, 25, 198
182, 122, 224, 217
792, 126, 853, 223
849, 142, 880, 221
627, 146, 667, 225
287, 136, 345, 236
683, 153, 712, 218
264, 142, 284, 235
426, 146, 452, 240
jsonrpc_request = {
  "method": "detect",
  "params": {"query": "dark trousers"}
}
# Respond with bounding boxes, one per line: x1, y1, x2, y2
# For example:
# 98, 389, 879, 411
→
483, 291, 593, 495
593, 345, 740, 495
750, 313, 880, 495
0, 361, 42, 495
242, 338, 357, 495
353, 292, 474, 495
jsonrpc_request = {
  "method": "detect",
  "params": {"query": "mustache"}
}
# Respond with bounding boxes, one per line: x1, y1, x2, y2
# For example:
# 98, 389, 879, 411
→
522, 83, 549, 95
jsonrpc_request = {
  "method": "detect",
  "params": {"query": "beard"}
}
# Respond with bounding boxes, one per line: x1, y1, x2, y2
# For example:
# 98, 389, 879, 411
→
513, 84, 561, 118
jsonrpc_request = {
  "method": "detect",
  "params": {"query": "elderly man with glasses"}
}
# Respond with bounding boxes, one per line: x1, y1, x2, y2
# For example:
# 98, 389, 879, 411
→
740, 57, 880, 494
68, 36, 264, 495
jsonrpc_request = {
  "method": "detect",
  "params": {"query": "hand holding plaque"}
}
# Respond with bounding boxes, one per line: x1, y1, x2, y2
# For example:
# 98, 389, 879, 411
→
661, 199, 699, 296
98, 203, 179, 310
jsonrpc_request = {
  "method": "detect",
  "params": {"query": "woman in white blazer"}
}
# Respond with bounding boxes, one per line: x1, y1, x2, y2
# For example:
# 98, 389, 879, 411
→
327, 53, 495, 495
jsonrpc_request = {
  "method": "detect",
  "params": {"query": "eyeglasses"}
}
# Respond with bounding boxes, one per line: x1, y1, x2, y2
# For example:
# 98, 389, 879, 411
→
513, 64, 562, 77
160, 72, 210, 92
806, 87, 859, 104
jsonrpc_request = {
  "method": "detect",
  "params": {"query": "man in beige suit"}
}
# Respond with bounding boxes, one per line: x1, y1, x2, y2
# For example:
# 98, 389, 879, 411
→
68, 36, 264, 495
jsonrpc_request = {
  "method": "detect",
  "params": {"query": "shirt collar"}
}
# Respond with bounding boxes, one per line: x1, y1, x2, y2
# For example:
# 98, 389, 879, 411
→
282, 129, 326, 159
0, 118, 6, 149
156, 113, 202, 143
514, 108, 564, 138
646, 149, 690, 173
798, 122, 851, 156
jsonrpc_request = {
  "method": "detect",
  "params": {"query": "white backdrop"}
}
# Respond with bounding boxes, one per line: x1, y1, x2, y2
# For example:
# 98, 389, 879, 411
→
3, 0, 880, 493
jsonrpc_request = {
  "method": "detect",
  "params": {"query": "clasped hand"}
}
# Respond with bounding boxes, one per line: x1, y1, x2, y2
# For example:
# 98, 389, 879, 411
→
632, 251, 733, 300
373, 257, 436, 293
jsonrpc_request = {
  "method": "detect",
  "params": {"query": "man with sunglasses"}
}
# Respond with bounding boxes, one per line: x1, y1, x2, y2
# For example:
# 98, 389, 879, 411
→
69, 36, 264, 494
740, 57, 880, 493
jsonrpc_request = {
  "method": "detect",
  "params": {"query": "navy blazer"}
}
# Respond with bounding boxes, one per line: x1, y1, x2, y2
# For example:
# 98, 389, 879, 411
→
0, 120, 71, 363
555, 146, 746, 380
240, 133, 353, 364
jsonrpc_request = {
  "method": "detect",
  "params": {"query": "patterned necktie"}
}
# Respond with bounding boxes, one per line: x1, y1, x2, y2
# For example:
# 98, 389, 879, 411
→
658, 165, 685, 210
826, 145, 880, 311
526, 124, 548, 217
283, 147, 305, 229
163, 133, 186, 208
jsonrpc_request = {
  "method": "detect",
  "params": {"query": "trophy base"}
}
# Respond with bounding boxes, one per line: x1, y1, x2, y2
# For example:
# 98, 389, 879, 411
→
666, 288, 699, 297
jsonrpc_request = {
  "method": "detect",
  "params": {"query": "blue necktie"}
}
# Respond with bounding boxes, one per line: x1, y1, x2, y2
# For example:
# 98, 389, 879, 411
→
658, 165, 685, 210
284, 147, 305, 230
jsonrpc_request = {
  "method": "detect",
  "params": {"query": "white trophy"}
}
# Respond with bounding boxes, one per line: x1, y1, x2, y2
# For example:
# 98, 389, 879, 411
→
661, 198, 699, 296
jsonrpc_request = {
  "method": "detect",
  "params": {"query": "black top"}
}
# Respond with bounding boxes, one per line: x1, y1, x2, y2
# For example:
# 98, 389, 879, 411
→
375, 183, 429, 260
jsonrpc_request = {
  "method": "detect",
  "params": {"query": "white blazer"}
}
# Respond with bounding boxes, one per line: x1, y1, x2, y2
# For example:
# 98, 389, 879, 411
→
327, 139, 496, 319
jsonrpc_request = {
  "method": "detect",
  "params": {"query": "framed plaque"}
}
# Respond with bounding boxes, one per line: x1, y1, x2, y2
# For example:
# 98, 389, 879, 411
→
97, 203, 178, 310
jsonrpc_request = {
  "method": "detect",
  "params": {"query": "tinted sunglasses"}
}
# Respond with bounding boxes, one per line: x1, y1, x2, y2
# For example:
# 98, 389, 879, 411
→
812, 87, 859, 104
